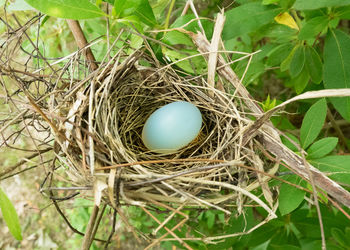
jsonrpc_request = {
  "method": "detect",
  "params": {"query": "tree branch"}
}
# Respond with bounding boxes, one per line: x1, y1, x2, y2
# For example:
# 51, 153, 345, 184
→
66, 19, 98, 71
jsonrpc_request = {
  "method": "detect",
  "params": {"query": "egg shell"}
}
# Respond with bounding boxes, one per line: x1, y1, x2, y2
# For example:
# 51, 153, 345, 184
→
142, 101, 202, 153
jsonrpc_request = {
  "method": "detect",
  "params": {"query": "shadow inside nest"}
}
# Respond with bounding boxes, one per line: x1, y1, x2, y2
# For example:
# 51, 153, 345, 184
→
94, 58, 239, 159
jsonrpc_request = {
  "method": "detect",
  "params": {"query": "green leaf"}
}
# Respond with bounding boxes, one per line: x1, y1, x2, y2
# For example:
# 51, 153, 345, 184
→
262, 0, 279, 5
267, 43, 293, 66
293, 67, 310, 94
281, 133, 300, 152
300, 98, 327, 149
278, 175, 305, 216
113, 0, 156, 27
223, 2, 281, 40
331, 228, 348, 248
298, 16, 329, 41
206, 210, 215, 229
293, 0, 350, 10
24, 0, 105, 19
170, 14, 214, 39
310, 155, 350, 184
305, 46, 323, 84
280, 45, 297, 72
163, 31, 193, 46
163, 48, 206, 74
306, 137, 338, 159
0, 187, 22, 241
116, 15, 143, 31
113, 0, 127, 18
324, 29, 350, 121
338, 6, 350, 20
280, 0, 296, 10
290, 45, 305, 77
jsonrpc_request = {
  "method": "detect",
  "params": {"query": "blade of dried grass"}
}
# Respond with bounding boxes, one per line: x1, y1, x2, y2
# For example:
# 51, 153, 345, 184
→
108, 168, 117, 208
207, 10, 225, 95
253, 154, 274, 208
245, 89, 350, 143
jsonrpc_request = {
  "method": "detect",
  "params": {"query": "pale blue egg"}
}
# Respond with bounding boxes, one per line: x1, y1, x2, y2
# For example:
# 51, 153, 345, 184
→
142, 101, 202, 153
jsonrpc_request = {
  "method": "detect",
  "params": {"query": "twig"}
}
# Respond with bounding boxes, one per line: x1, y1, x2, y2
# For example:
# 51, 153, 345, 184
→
41, 186, 92, 191
81, 204, 100, 250
188, 0, 205, 36
1, 159, 52, 181
145, 199, 189, 249
48, 186, 106, 243
0, 148, 51, 178
181, 0, 191, 16
66, 20, 98, 71
301, 153, 326, 250
104, 208, 117, 249
49, 192, 80, 201
11, 14, 57, 74
88, 204, 107, 248
142, 206, 192, 250
261, 133, 350, 207
327, 108, 350, 152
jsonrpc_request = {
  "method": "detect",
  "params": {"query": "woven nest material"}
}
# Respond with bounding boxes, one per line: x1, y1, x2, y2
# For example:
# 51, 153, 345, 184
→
49, 47, 278, 215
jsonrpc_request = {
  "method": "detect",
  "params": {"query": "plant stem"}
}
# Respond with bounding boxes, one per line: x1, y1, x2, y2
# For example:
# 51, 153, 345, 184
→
164, 0, 176, 29
81, 205, 100, 250
291, 9, 302, 29
327, 109, 350, 152
66, 20, 98, 71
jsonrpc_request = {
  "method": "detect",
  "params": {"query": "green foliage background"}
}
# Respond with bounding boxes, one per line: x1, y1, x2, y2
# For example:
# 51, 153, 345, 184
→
1, 0, 350, 249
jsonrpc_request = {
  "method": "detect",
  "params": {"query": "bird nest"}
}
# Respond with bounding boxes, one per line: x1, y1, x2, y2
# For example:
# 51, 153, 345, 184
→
48, 45, 279, 242
51, 48, 277, 208
1, 21, 279, 246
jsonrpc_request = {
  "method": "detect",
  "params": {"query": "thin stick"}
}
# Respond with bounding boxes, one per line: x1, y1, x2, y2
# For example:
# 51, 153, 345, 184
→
81, 205, 100, 250
189, 0, 205, 36
88, 204, 107, 248
104, 208, 117, 249
327, 109, 350, 151
181, 0, 191, 16
88, 78, 96, 175
145, 201, 188, 249
0, 148, 51, 178
66, 20, 98, 71
142, 206, 192, 250
301, 153, 326, 250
